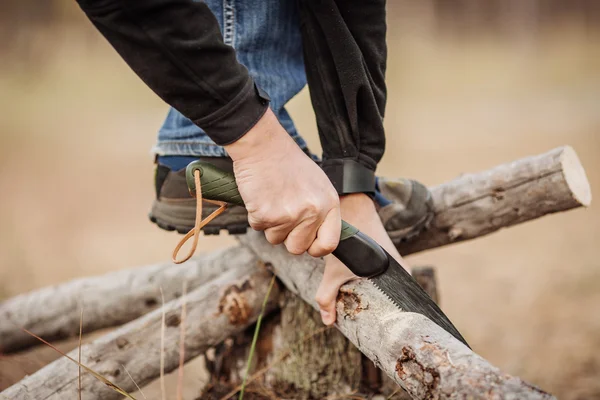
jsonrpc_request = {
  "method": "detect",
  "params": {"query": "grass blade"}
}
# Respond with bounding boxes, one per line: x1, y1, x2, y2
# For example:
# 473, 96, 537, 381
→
122, 363, 147, 399
238, 275, 276, 400
21, 328, 137, 399
220, 326, 330, 400
176, 281, 188, 400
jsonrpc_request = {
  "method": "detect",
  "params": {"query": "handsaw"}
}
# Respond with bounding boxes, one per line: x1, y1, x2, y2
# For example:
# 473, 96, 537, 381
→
185, 161, 470, 348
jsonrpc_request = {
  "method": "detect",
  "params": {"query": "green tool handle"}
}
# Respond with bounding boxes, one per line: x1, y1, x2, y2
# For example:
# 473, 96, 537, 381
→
186, 161, 389, 277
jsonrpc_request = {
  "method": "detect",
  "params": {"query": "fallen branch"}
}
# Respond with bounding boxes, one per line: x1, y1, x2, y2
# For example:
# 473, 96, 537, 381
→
1, 146, 590, 398
1, 249, 279, 399
399, 145, 591, 254
0, 246, 244, 353
240, 232, 554, 399
1, 147, 589, 355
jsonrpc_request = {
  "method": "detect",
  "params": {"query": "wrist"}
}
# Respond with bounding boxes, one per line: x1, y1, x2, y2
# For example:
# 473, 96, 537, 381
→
338, 192, 378, 228
224, 108, 290, 162
340, 193, 375, 210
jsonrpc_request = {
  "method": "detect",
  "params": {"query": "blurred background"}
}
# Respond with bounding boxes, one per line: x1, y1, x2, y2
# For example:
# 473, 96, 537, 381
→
0, 1, 599, 398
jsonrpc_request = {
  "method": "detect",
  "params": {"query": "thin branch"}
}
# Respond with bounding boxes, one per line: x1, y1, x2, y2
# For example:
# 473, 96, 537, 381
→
176, 281, 188, 400
159, 287, 166, 400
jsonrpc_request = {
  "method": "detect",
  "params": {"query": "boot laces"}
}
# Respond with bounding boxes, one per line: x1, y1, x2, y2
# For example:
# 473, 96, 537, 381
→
172, 169, 228, 264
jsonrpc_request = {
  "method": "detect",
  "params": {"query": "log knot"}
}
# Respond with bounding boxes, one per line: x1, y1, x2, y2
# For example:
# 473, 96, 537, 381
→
217, 280, 253, 325
115, 337, 129, 349
165, 312, 181, 327
396, 346, 440, 399
337, 288, 366, 320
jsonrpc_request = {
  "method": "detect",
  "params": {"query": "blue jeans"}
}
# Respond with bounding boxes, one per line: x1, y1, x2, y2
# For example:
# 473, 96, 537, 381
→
152, 0, 309, 157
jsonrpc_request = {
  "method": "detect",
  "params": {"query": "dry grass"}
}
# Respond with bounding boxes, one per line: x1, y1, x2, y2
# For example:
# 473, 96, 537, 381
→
1, 11, 599, 400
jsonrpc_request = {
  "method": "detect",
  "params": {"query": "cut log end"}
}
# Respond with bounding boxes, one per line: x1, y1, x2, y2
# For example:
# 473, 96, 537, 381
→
561, 145, 592, 207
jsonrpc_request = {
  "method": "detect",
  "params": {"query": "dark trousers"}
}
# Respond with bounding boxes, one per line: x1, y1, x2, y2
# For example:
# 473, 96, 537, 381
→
298, 0, 387, 176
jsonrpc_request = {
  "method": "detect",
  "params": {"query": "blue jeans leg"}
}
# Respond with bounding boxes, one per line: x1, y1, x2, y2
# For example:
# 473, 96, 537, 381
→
152, 0, 309, 157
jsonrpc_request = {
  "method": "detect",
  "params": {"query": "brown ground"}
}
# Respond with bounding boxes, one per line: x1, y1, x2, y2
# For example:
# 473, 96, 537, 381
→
1, 13, 599, 400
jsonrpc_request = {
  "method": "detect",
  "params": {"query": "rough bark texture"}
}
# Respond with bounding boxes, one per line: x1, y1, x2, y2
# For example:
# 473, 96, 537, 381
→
203, 270, 435, 399
377, 267, 439, 399
1, 251, 280, 400
2, 146, 589, 356
201, 293, 363, 399
0, 246, 242, 353
399, 146, 591, 255
2, 146, 590, 399
240, 232, 555, 399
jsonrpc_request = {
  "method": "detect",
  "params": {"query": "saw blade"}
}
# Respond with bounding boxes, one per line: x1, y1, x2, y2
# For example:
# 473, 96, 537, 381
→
368, 250, 470, 348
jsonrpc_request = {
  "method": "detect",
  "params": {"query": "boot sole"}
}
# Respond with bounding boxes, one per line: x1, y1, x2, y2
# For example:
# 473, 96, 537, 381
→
150, 194, 435, 241
149, 199, 249, 235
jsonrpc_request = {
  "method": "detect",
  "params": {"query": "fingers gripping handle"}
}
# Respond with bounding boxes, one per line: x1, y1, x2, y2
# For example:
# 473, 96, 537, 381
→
185, 161, 389, 277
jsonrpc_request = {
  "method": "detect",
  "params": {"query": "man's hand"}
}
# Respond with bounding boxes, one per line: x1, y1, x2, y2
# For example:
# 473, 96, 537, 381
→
315, 193, 407, 325
225, 109, 341, 257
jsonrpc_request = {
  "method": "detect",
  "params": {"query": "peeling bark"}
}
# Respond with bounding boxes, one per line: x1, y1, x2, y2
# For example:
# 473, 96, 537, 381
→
240, 232, 555, 399
1, 258, 280, 400
2, 146, 589, 355
3, 146, 589, 399
399, 146, 591, 255
0, 246, 244, 353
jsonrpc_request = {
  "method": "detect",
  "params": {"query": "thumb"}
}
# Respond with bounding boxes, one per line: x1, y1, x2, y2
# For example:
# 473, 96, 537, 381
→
315, 255, 357, 325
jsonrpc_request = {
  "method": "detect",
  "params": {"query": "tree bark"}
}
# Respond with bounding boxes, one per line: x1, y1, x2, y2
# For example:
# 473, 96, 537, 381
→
399, 145, 591, 255
239, 232, 554, 399
1, 146, 589, 355
0, 246, 243, 353
2, 146, 589, 398
1, 252, 280, 400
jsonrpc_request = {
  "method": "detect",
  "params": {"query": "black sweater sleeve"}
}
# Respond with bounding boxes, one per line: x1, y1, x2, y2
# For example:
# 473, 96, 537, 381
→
298, 0, 387, 195
76, 0, 270, 145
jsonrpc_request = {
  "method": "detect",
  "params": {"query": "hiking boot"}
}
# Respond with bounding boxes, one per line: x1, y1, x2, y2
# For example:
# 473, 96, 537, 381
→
149, 157, 249, 235
150, 157, 434, 241
375, 177, 434, 243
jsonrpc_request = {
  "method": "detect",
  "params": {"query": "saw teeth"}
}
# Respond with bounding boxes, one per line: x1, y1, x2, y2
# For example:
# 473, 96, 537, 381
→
369, 278, 405, 311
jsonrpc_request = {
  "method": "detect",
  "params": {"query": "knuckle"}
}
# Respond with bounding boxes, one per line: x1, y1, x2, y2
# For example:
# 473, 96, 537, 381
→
320, 238, 339, 253
266, 237, 283, 246
304, 201, 319, 216
278, 212, 294, 226
264, 230, 284, 245
285, 240, 306, 255
250, 209, 279, 228
287, 245, 306, 256
307, 247, 324, 258
248, 215, 265, 231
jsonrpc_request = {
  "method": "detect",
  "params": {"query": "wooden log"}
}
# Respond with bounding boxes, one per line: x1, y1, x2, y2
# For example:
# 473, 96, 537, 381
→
1, 146, 590, 355
2, 146, 589, 398
239, 232, 554, 399
377, 267, 439, 398
1, 250, 280, 400
202, 267, 437, 399
399, 145, 592, 255
0, 246, 243, 353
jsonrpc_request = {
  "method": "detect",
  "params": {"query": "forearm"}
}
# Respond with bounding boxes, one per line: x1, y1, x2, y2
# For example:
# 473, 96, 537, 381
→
298, 0, 387, 194
76, 0, 270, 145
